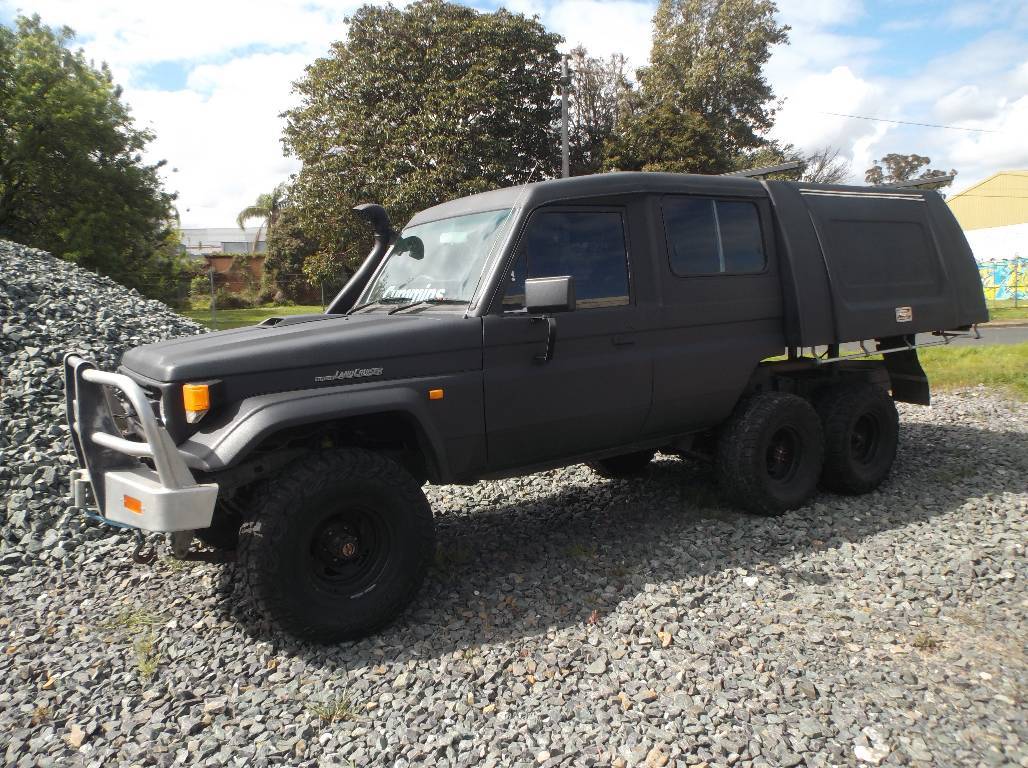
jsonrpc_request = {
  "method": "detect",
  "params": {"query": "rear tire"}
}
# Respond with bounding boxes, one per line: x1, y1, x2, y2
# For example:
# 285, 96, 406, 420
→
717, 393, 824, 516
588, 450, 656, 479
236, 448, 435, 642
817, 383, 898, 494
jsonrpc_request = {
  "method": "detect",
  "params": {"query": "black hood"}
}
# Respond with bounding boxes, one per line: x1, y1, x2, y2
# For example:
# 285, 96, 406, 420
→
121, 312, 482, 387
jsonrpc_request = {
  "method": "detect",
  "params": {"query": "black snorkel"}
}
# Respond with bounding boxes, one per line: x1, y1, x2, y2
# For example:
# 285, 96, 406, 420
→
325, 203, 397, 314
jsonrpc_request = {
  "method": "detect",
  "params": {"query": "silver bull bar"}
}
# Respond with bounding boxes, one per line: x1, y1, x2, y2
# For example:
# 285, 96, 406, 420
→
64, 353, 217, 532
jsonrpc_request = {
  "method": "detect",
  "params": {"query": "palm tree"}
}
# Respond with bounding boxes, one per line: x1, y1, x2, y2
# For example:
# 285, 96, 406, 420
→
236, 183, 288, 253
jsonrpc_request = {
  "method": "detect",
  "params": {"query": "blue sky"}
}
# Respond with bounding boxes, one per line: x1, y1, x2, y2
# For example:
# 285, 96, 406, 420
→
3, 0, 1026, 227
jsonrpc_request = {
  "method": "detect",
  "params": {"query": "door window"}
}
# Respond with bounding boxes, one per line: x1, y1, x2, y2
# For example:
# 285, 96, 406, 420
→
502, 210, 630, 310
662, 197, 765, 275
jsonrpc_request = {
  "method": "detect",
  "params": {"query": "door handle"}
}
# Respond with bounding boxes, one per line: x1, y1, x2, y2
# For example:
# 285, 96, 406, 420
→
530, 316, 557, 362
612, 335, 635, 347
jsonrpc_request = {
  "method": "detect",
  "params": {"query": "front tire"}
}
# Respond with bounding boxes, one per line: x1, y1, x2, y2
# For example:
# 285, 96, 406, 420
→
237, 449, 435, 642
717, 393, 824, 516
816, 383, 898, 494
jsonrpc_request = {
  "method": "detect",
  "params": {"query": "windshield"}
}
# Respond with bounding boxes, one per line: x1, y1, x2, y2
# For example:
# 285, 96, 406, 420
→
358, 208, 512, 309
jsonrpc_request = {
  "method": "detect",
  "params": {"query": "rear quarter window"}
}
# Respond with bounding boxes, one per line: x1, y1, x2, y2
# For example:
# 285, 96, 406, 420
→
662, 196, 766, 276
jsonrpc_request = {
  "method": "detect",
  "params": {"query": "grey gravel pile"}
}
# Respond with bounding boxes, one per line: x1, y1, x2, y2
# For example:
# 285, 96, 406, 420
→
2, 381, 1025, 766
0, 239, 203, 548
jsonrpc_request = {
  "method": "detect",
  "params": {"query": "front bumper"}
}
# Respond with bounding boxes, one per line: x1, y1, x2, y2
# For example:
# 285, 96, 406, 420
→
64, 354, 217, 532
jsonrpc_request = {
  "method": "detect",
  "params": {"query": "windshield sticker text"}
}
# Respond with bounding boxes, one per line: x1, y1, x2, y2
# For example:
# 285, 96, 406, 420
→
382, 287, 446, 302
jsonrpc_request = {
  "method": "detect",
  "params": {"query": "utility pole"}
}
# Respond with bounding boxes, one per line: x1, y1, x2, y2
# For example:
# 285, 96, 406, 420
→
208, 264, 217, 330
561, 56, 570, 179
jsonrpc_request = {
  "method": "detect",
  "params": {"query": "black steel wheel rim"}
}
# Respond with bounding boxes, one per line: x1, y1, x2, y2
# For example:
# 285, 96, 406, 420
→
766, 426, 802, 483
309, 505, 391, 595
850, 412, 881, 465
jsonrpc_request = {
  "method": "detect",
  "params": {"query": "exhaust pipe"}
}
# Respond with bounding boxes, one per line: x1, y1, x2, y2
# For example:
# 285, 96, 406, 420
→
325, 203, 396, 314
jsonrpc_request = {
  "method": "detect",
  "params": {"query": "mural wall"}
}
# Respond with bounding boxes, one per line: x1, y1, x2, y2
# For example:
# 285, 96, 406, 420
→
978, 257, 1026, 302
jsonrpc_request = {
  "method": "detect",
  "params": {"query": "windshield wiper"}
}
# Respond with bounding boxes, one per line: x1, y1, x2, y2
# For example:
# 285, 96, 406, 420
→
388, 298, 469, 314
348, 297, 408, 314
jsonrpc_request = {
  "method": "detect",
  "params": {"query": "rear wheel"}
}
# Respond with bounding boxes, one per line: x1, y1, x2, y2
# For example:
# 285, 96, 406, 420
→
236, 448, 435, 642
717, 393, 824, 516
817, 383, 898, 494
588, 449, 656, 479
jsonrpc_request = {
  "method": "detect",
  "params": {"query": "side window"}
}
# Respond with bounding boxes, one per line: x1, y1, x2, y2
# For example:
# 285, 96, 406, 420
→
502, 210, 630, 310
662, 198, 719, 274
662, 196, 765, 275
717, 201, 764, 273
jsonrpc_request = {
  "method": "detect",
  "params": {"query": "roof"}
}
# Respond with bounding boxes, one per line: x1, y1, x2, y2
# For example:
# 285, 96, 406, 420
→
406, 172, 769, 226
946, 171, 1028, 230
180, 227, 266, 244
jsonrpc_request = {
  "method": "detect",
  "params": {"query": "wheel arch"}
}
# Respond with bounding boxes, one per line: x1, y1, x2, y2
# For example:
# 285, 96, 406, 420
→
178, 384, 450, 482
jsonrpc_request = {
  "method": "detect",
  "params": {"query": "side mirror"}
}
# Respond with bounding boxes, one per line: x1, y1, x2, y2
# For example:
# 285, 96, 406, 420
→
525, 275, 575, 314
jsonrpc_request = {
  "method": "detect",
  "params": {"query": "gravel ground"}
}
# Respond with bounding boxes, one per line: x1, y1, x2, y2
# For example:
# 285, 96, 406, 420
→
1, 239, 1026, 767
1, 391, 1025, 767
0, 239, 202, 544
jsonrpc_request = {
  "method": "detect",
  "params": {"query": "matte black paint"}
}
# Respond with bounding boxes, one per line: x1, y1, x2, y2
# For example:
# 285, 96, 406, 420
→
116, 173, 987, 483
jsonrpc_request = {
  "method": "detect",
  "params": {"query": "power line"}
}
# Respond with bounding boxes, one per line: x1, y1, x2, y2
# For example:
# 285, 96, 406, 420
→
820, 111, 1000, 133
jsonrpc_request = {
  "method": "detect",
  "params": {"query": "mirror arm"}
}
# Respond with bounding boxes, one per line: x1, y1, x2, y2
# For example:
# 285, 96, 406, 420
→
530, 316, 557, 363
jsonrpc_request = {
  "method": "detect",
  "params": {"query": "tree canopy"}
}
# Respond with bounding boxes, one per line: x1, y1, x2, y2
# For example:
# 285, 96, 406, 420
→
564, 46, 631, 176
865, 153, 956, 188
283, 0, 562, 269
611, 0, 789, 173
0, 15, 180, 296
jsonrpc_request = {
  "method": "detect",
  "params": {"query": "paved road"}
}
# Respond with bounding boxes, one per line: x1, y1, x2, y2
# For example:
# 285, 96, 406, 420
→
830, 325, 1026, 357
956, 325, 1028, 346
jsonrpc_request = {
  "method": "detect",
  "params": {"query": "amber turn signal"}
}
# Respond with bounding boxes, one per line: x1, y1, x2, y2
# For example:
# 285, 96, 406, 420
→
123, 495, 143, 514
182, 383, 210, 423
428, 388, 444, 400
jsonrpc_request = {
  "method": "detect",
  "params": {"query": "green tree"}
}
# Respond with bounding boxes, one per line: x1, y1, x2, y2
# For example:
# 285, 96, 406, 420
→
565, 46, 633, 176
264, 204, 321, 301
0, 16, 178, 296
302, 249, 348, 301
865, 153, 956, 189
283, 0, 562, 271
606, 96, 721, 173
614, 0, 789, 173
236, 182, 287, 253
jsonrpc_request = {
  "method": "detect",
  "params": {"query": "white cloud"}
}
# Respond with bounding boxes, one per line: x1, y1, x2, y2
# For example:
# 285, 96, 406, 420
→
125, 51, 309, 227
934, 85, 1001, 123
945, 95, 1028, 193
769, 65, 887, 180
544, 0, 654, 67
20, 0, 355, 67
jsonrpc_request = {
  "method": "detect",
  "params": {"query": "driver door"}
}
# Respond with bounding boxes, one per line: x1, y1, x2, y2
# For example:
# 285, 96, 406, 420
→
482, 207, 652, 471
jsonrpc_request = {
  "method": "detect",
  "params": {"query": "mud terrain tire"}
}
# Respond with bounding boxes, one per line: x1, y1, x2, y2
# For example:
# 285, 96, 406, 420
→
237, 449, 434, 642
717, 393, 824, 516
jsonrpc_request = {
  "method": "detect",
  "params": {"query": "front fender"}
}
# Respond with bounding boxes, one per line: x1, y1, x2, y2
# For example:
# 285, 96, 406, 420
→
177, 377, 454, 477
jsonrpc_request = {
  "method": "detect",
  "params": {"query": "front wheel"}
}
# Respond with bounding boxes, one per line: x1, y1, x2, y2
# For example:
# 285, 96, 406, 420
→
716, 393, 824, 516
236, 449, 435, 642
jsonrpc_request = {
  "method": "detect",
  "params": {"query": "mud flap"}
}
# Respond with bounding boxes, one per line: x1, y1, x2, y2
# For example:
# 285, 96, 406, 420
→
878, 337, 930, 405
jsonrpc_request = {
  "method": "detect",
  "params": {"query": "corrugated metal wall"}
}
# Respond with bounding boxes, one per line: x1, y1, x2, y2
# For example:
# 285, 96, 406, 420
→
947, 171, 1028, 230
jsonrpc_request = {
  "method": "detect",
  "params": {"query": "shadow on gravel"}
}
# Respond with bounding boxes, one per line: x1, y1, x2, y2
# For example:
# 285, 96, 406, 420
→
214, 420, 1027, 669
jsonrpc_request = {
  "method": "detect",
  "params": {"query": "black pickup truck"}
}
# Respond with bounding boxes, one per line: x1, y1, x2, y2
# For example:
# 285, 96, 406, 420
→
64, 172, 988, 641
